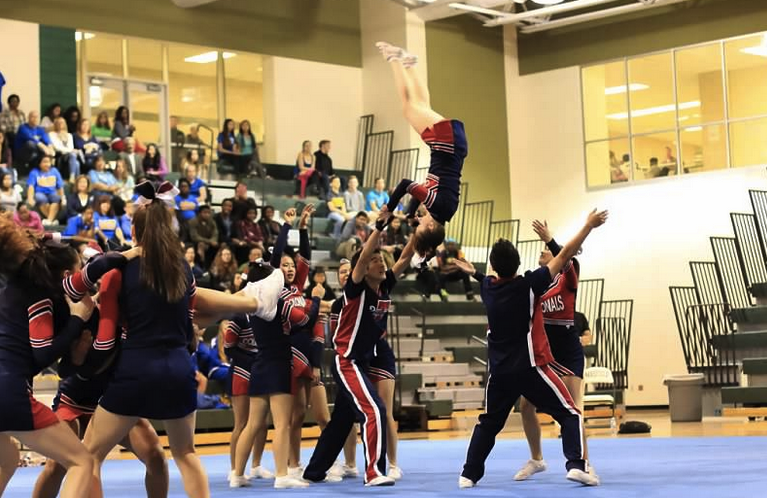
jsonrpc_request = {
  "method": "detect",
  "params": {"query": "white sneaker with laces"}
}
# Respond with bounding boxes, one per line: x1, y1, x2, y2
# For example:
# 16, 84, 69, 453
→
388, 465, 403, 480
246, 269, 284, 321
229, 474, 251, 488
376, 41, 405, 62
343, 465, 360, 478
248, 465, 274, 479
274, 476, 310, 489
287, 465, 304, 478
401, 53, 419, 68
365, 475, 396, 487
227, 470, 234, 482
566, 468, 600, 486
323, 474, 343, 483
458, 476, 475, 488
514, 459, 547, 481
328, 461, 345, 478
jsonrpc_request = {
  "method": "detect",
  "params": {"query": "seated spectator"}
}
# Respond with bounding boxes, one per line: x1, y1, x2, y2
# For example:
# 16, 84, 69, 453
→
184, 244, 205, 281
575, 311, 592, 347
12, 202, 43, 234
63, 205, 96, 242
113, 159, 135, 203
0, 130, 13, 174
176, 179, 199, 223
381, 216, 409, 268
236, 207, 265, 254
0, 94, 26, 136
326, 176, 350, 239
344, 175, 365, 213
40, 103, 61, 131
295, 140, 318, 198
257, 204, 281, 248
314, 139, 334, 198
91, 111, 112, 142
94, 195, 126, 250
65, 175, 93, 219
88, 156, 118, 198
215, 198, 235, 246
436, 239, 475, 302
192, 323, 229, 387
217, 119, 240, 171
62, 106, 81, 134
26, 155, 64, 226
184, 163, 207, 204
182, 148, 206, 180
119, 137, 144, 178
237, 120, 267, 178
120, 200, 134, 244
14, 111, 55, 169
143, 143, 168, 182
210, 246, 239, 292
366, 177, 390, 213
305, 267, 337, 301
112, 105, 136, 141
73, 118, 102, 173
170, 115, 186, 171
189, 204, 219, 266
336, 211, 371, 260
185, 124, 207, 162
229, 181, 257, 223
238, 246, 264, 272
49, 117, 81, 181
0, 172, 22, 213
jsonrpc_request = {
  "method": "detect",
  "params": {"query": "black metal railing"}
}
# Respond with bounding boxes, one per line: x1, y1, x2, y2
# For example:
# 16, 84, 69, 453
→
362, 131, 394, 189
516, 239, 545, 273
356, 114, 374, 170
460, 201, 494, 263
731, 212, 767, 290
710, 236, 752, 309
749, 190, 767, 259
577, 278, 605, 326
388, 148, 420, 190
690, 261, 727, 306
486, 219, 520, 263
594, 299, 633, 391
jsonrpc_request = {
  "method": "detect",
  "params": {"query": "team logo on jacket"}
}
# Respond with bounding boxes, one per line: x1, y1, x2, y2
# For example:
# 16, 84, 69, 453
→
541, 295, 565, 314
369, 299, 391, 321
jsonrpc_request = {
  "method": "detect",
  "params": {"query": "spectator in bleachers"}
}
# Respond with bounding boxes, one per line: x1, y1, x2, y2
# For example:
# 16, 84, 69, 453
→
94, 194, 125, 249
185, 124, 207, 162
305, 267, 336, 301
238, 120, 267, 178
436, 239, 475, 302
73, 118, 102, 173
88, 156, 118, 198
26, 155, 63, 226
183, 148, 203, 173
326, 176, 350, 240
236, 207, 265, 255
575, 311, 592, 346
119, 137, 144, 178
113, 159, 135, 203
112, 105, 136, 141
366, 177, 389, 214
381, 216, 408, 268
63, 204, 96, 242
336, 211, 371, 260
344, 175, 365, 213
295, 140, 319, 198
314, 139, 334, 197
210, 245, 238, 292
14, 111, 55, 169
257, 204, 281, 248
184, 163, 208, 204
176, 178, 199, 223
143, 143, 168, 182
229, 181, 257, 223
170, 115, 186, 170
184, 244, 205, 281
49, 117, 81, 181
0, 94, 26, 136
91, 111, 112, 141
0, 172, 21, 213
0, 130, 12, 172
215, 198, 235, 246
238, 246, 263, 272
217, 118, 240, 171
65, 175, 93, 219
12, 202, 43, 234
120, 199, 134, 244
40, 103, 61, 131
63, 106, 81, 134
189, 204, 219, 266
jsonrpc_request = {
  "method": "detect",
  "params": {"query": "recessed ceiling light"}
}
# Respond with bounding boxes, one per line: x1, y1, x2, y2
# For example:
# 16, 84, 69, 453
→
607, 101, 700, 120
604, 83, 649, 96
532, 0, 565, 5
184, 51, 236, 64
75, 32, 95, 42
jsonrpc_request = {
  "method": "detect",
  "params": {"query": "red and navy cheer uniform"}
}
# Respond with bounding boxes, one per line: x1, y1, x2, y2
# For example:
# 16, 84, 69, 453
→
386, 119, 467, 225
461, 266, 587, 484
304, 270, 397, 484
224, 315, 258, 397
240, 300, 293, 396
540, 239, 584, 378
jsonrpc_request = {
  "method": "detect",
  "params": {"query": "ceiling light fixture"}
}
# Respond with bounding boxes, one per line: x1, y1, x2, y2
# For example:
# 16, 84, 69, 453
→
184, 51, 236, 64
75, 32, 95, 42
684, 126, 703, 132
532, 0, 566, 4
741, 34, 767, 57
448, 3, 508, 16
606, 101, 700, 120
604, 83, 649, 95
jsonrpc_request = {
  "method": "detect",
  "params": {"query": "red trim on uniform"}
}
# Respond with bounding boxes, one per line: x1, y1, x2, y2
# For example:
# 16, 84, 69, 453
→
30, 394, 59, 430
540, 364, 580, 415
420, 119, 455, 146
367, 367, 395, 383
28, 299, 54, 349
295, 258, 310, 291
333, 295, 363, 358
231, 366, 250, 397
531, 295, 555, 367
55, 403, 90, 423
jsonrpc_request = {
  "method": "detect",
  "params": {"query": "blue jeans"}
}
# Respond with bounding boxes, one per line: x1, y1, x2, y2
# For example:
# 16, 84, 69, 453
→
35, 192, 61, 205
64, 152, 80, 179
328, 212, 345, 240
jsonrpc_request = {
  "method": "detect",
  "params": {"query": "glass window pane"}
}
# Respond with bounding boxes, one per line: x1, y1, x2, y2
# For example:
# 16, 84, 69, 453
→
730, 118, 767, 168
582, 62, 629, 141
85, 33, 123, 78
675, 44, 724, 126
225, 53, 264, 142
628, 53, 676, 134
632, 131, 678, 179
725, 34, 767, 120
680, 124, 727, 174
128, 38, 163, 81
586, 139, 631, 187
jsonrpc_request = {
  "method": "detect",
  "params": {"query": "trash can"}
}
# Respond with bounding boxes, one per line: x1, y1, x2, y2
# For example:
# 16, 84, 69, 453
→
663, 373, 705, 422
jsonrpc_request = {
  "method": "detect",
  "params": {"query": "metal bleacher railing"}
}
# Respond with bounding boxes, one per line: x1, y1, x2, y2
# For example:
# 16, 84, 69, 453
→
594, 300, 634, 391
731, 212, 767, 291
710, 236, 753, 309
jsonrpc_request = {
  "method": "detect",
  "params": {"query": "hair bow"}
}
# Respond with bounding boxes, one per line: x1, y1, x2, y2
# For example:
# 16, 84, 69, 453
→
135, 181, 179, 209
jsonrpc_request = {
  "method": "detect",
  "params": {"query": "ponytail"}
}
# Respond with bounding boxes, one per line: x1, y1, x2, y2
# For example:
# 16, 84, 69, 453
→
133, 199, 187, 302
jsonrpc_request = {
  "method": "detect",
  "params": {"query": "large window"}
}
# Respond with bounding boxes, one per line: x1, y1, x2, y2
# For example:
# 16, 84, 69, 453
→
225, 53, 264, 141
582, 32, 767, 188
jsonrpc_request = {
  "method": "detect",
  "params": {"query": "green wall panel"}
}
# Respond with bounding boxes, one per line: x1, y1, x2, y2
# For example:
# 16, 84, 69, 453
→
425, 15, 511, 219
39, 25, 77, 114
0, 0, 361, 67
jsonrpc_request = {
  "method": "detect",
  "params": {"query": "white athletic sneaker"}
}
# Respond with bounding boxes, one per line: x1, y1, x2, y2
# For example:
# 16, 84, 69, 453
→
328, 461, 345, 478
566, 468, 601, 486
274, 476, 310, 489
401, 53, 419, 68
229, 474, 251, 488
246, 269, 284, 321
343, 465, 360, 478
248, 465, 275, 479
388, 465, 403, 480
376, 41, 405, 62
514, 459, 548, 481
287, 465, 304, 478
365, 475, 396, 487
458, 476, 475, 488
323, 474, 343, 483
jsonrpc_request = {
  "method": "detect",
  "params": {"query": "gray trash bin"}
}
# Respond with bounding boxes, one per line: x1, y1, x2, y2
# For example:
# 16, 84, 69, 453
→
663, 373, 705, 422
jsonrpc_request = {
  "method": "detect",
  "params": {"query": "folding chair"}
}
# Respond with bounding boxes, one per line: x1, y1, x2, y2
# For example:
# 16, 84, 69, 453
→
582, 366, 617, 430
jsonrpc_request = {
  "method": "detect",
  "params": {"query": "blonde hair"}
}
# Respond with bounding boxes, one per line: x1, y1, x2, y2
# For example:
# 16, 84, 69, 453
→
53, 117, 68, 134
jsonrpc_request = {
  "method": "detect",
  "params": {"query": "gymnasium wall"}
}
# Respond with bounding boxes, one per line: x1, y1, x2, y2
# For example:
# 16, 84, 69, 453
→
0, 19, 40, 114
504, 27, 767, 406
